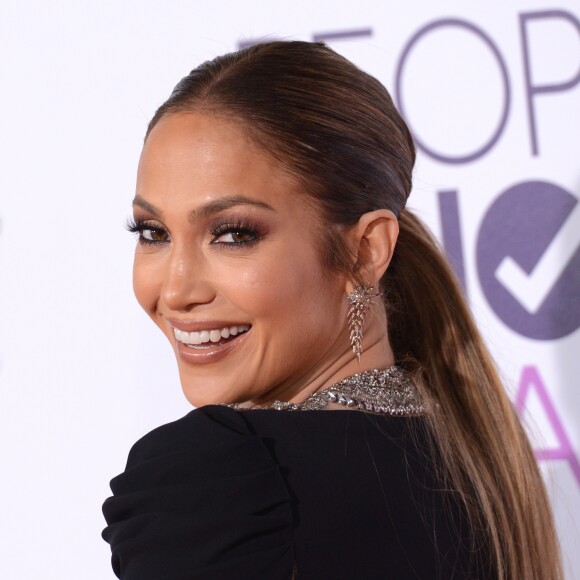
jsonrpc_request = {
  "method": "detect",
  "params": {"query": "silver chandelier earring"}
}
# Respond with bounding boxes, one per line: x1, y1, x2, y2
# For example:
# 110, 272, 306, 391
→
347, 284, 381, 362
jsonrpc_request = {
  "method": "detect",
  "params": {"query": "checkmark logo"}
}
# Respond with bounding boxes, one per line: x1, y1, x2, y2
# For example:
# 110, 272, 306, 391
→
477, 180, 580, 340
495, 202, 580, 314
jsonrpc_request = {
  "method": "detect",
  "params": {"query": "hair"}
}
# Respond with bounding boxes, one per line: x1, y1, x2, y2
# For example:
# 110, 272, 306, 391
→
146, 40, 562, 580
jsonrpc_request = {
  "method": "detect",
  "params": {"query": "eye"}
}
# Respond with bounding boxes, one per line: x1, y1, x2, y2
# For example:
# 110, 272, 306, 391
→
210, 220, 261, 247
126, 218, 170, 246
141, 227, 169, 243
213, 229, 256, 244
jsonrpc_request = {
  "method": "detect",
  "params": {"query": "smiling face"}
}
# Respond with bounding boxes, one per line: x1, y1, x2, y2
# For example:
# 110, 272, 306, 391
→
132, 112, 353, 407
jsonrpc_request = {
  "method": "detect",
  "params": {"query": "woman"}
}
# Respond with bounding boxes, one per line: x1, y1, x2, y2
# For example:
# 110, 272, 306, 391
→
102, 41, 562, 579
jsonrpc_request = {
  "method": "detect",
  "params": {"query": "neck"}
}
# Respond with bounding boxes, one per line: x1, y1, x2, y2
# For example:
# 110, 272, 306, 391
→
244, 309, 394, 408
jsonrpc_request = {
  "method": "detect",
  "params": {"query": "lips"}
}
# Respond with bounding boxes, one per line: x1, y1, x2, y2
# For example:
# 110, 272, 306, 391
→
173, 324, 250, 347
167, 320, 251, 365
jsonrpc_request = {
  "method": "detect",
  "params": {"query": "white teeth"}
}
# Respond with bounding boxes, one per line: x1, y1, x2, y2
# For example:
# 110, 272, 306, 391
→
173, 324, 250, 346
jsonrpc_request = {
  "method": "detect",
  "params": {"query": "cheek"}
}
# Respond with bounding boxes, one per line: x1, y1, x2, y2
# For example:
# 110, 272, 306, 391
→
132, 254, 161, 317
223, 251, 337, 320
213, 264, 272, 317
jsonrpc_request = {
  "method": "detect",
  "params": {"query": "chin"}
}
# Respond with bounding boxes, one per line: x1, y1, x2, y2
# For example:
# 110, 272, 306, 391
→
178, 373, 244, 408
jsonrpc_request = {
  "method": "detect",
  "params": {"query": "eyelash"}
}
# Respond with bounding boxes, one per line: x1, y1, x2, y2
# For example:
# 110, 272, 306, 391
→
125, 217, 262, 248
209, 218, 262, 247
126, 218, 169, 247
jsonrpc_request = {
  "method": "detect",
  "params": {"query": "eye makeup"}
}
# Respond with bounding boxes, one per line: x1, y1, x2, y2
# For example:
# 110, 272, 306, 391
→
126, 217, 170, 246
208, 214, 266, 248
126, 212, 269, 249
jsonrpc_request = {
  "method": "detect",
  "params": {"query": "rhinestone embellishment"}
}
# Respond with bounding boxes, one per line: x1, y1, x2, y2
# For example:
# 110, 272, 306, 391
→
224, 366, 427, 416
347, 285, 379, 362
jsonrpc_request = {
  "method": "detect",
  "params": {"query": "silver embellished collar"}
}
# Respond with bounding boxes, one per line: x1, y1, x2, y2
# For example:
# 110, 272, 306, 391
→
224, 366, 427, 416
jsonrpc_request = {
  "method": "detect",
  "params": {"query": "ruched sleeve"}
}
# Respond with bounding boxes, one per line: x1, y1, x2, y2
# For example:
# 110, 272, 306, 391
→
102, 405, 294, 580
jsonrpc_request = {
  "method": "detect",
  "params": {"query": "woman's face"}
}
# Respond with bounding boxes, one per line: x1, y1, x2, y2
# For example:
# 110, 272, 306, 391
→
133, 112, 351, 406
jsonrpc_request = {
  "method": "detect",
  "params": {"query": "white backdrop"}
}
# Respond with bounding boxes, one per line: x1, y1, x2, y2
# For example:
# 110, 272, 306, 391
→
1, 1, 578, 578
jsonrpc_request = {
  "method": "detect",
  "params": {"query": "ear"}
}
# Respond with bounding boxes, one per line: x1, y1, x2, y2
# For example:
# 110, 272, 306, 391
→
346, 209, 399, 290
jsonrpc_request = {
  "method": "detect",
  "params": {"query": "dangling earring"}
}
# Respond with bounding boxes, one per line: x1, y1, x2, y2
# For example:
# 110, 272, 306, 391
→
347, 284, 381, 362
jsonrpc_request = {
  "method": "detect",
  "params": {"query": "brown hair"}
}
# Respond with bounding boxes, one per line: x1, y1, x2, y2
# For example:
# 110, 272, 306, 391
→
146, 40, 562, 580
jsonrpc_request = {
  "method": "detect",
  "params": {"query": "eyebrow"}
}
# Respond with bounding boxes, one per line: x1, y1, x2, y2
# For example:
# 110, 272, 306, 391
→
132, 195, 276, 221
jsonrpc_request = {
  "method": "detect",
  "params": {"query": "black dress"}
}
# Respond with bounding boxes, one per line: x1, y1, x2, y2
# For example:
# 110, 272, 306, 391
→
102, 405, 491, 579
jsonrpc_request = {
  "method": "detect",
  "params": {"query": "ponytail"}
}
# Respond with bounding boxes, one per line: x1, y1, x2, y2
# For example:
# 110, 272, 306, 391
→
383, 209, 562, 580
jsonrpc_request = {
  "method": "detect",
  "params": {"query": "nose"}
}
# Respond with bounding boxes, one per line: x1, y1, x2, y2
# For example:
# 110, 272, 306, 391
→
161, 244, 215, 312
